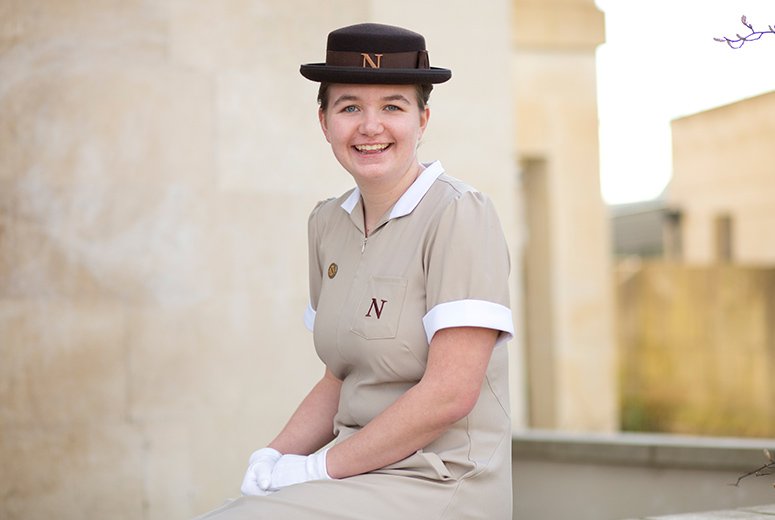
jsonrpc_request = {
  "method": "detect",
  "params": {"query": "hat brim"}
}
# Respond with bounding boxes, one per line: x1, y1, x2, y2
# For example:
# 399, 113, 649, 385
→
300, 63, 451, 84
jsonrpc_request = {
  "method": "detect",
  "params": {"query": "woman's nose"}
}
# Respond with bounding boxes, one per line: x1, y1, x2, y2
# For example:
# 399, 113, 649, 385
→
359, 110, 383, 136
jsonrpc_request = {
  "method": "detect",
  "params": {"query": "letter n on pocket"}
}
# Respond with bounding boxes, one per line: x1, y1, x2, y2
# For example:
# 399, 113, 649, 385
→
351, 276, 407, 340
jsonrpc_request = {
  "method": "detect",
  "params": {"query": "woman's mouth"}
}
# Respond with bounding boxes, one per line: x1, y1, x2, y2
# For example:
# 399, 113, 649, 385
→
354, 143, 391, 154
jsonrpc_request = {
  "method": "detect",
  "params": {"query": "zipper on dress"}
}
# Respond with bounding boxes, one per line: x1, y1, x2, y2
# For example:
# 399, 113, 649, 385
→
361, 235, 368, 253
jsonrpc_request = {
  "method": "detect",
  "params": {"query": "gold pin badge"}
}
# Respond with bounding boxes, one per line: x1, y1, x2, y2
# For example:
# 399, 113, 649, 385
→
327, 263, 338, 279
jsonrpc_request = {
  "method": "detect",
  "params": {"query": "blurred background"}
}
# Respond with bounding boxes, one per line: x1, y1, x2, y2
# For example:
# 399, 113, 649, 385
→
1, 1, 773, 519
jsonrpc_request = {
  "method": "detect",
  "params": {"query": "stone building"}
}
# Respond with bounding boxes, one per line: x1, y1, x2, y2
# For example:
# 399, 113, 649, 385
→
513, 0, 616, 432
609, 196, 672, 258
669, 90, 775, 264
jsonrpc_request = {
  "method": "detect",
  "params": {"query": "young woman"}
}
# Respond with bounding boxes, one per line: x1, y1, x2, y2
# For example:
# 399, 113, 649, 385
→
195, 22, 514, 519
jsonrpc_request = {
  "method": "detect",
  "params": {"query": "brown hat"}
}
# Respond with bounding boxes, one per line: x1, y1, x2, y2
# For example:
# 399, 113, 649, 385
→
300, 23, 451, 84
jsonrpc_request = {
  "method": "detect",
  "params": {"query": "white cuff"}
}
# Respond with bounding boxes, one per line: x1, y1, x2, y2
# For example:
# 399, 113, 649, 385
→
304, 303, 316, 332
422, 299, 514, 346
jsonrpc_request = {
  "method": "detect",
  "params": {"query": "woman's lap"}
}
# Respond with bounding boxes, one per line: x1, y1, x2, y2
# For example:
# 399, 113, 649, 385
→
193, 473, 459, 520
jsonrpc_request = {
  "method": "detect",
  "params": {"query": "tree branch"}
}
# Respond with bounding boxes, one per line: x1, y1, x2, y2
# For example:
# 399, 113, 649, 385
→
714, 15, 775, 49
730, 449, 775, 489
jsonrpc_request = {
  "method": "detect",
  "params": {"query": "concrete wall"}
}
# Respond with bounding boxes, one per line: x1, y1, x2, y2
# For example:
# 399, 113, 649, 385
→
669, 91, 775, 264
513, 431, 775, 520
0, 2, 519, 518
513, 0, 617, 431
616, 262, 775, 437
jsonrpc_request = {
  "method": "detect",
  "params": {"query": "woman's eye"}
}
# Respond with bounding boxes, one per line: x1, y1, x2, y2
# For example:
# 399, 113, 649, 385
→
343, 105, 359, 113
384, 105, 401, 112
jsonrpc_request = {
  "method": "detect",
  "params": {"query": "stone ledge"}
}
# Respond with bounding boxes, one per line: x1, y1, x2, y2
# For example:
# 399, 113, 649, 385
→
513, 430, 775, 471
631, 503, 775, 519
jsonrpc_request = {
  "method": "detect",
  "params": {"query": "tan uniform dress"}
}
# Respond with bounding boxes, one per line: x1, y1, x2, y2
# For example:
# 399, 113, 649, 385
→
196, 161, 514, 520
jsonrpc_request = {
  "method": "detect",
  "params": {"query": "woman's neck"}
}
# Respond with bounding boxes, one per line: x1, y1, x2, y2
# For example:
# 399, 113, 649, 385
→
359, 162, 423, 236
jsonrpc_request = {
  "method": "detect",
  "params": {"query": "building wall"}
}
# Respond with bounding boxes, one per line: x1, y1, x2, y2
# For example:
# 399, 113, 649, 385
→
670, 91, 775, 264
616, 262, 775, 438
513, 0, 617, 431
0, 2, 519, 518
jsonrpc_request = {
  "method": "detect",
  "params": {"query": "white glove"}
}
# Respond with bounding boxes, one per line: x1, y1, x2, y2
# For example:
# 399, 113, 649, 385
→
268, 448, 331, 491
241, 447, 282, 496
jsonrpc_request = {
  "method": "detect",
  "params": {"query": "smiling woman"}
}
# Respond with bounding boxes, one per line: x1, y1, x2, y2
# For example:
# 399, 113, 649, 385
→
193, 22, 515, 520
317, 83, 430, 233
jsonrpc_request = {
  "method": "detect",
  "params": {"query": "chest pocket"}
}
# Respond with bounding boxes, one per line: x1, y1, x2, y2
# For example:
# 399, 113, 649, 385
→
351, 276, 407, 340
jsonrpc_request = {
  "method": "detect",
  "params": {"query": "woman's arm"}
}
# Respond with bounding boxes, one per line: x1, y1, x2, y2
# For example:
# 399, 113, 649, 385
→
324, 326, 498, 479
267, 367, 342, 455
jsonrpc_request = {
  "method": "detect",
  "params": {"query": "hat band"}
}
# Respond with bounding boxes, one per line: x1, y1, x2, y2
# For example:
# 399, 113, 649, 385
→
326, 49, 430, 70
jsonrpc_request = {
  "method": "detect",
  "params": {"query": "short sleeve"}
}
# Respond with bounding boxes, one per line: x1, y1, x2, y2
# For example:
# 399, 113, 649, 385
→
422, 191, 514, 345
304, 199, 330, 332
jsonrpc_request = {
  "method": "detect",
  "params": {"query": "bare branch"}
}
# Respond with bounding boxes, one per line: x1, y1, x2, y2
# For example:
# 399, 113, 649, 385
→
730, 449, 775, 488
715, 15, 775, 49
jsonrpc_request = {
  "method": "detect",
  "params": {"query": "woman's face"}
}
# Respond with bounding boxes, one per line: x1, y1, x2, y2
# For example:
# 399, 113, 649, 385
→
319, 83, 430, 189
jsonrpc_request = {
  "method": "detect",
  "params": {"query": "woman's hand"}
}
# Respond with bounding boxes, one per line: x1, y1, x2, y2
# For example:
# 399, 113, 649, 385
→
240, 447, 282, 495
268, 448, 332, 490
240, 369, 341, 494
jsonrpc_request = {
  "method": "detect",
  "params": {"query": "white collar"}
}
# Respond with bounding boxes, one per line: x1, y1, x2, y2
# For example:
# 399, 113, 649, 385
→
340, 160, 445, 218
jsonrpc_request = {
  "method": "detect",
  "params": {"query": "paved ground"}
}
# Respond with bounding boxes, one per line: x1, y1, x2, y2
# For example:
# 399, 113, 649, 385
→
628, 503, 775, 519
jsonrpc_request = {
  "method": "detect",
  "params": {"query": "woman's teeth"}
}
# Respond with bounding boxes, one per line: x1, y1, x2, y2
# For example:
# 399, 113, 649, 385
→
355, 143, 389, 152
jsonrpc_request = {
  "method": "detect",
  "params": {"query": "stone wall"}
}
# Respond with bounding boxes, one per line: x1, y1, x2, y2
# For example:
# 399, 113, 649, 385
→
513, 0, 617, 431
616, 261, 775, 437
0, 2, 519, 518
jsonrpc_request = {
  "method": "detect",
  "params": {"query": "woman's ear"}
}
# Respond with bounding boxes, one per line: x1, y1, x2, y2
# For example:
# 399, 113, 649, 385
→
418, 106, 430, 140
318, 108, 331, 143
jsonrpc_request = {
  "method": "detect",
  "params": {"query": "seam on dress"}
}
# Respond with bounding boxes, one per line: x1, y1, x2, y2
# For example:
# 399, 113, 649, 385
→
486, 372, 511, 419
463, 414, 481, 478
438, 416, 470, 520
437, 476, 465, 520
